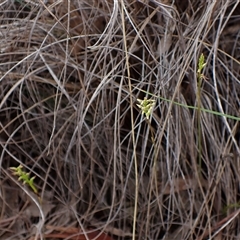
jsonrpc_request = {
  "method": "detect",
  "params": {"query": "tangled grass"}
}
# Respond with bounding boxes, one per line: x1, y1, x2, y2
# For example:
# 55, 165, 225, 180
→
0, 0, 240, 239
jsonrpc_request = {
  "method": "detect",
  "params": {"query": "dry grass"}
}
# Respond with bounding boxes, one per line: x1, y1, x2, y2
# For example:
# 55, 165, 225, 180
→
0, 0, 240, 239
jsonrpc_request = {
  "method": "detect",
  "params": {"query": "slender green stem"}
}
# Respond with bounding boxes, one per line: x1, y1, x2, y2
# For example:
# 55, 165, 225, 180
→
196, 53, 206, 172
135, 88, 240, 121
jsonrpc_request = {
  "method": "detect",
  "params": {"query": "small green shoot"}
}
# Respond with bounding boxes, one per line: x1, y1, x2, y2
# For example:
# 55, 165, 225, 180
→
197, 53, 207, 81
136, 97, 156, 120
222, 201, 240, 214
10, 165, 38, 195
